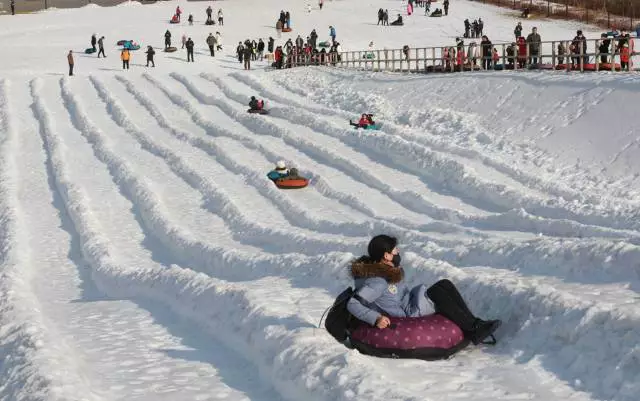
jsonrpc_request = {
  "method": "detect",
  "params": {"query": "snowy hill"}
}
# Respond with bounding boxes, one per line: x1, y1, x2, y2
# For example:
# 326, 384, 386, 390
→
2, 1, 640, 401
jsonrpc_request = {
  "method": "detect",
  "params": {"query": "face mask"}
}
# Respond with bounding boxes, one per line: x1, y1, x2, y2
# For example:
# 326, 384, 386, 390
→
392, 253, 401, 268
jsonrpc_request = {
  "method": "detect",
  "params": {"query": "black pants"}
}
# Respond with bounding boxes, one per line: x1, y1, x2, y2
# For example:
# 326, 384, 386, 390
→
69, 64, 74, 76
146, 58, 155, 67
11, 5, 15, 14
218, 17, 223, 25
122, 60, 129, 69
209, 45, 215, 56
98, 48, 105, 58
187, 50, 194, 62
426, 279, 477, 332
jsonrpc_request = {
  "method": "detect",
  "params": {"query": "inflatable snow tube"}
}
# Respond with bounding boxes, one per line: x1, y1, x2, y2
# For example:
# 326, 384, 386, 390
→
555, 63, 601, 71
164, 46, 178, 52
205, 20, 215, 25
248, 109, 269, 115
124, 44, 140, 50
282, 27, 292, 32
170, 17, 180, 24
353, 124, 381, 130
318, 41, 331, 48
274, 177, 309, 189
85, 48, 97, 54
350, 313, 469, 360
117, 40, 127, 46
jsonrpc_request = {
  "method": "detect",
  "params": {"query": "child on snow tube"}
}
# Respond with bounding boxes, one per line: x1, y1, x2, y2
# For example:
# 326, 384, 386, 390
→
267, 160, 290, 181
346, 235, 502, 359
349, 113, 375, 129
249, 96, 264, 111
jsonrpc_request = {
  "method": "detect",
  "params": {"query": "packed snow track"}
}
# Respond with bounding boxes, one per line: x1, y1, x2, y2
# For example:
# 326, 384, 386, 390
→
1, 69, 640, 401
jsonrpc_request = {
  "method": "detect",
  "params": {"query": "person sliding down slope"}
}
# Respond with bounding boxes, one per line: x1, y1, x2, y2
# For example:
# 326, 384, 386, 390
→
267, 160, 290, 181
347, 235, 502, 345
248, 96, 264, 111
350, 113, 374, 128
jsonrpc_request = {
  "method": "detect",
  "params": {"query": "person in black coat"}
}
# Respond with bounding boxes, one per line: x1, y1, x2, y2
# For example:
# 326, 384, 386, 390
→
186, 37, 195, 62
268, 37, 275, 53
257, 39, 265, 60
599, 33, 611, 63
91, 34, 97, 51
146, 46, 155, 67
480, 35, 492, 70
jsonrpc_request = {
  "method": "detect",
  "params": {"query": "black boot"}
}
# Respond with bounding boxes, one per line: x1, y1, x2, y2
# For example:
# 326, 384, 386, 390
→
467, 318, 502, 345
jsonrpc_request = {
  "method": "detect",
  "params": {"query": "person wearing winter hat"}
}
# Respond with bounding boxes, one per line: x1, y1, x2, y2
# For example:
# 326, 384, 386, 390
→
267, 160, 290, 181
347, 235, 502, 345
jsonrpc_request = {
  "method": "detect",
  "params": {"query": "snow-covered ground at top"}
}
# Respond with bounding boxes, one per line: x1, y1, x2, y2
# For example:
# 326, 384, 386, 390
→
1, 1, 640, 401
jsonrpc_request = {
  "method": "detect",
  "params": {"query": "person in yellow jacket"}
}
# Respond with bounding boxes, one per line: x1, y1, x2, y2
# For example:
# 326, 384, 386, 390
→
121, 48, 131, 70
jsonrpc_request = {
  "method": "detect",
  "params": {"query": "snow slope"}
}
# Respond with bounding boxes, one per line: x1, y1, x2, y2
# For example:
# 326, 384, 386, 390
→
2, 1, 640, 401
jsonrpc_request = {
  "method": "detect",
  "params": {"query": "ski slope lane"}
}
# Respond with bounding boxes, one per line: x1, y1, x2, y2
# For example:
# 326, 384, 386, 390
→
140, 73, 479, 240
110, 74, 377, 238
34, 76, 284, 401
83, 74, 362, 254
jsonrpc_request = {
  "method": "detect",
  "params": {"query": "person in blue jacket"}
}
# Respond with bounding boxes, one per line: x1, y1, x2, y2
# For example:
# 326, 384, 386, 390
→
347, 235, 501, 345
267, 160, 290, 181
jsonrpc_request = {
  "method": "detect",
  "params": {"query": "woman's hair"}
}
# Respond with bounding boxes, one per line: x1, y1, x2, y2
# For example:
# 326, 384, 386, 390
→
367, 235, 398, 262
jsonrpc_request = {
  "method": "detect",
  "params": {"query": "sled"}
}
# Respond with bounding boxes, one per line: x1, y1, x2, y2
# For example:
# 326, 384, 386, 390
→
116, 40, 127, 46
124, 43, 140, 50
353, 123, 381, 130
170, 16, 180, 23
248, 108, 269, 115
85, 48, 97, 54
164, 46, 178, 52
274, 177, 309, 189
282, 27, 292, 32
362, 53, 375, 59
318, 41, 331, 48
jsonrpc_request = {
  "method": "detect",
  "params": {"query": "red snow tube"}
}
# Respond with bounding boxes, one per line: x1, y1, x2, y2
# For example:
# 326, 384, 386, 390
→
350, 313, 469, 360
275, 177, 309, 189
600, 62, 622, 70
170, 15, 180, 23
282, 27, 292, 32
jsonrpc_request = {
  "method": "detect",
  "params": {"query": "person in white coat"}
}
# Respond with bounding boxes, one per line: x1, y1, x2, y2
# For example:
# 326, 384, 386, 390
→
218, 9, 224, 25
215, 31, 223, 51
467, 42, 479, 67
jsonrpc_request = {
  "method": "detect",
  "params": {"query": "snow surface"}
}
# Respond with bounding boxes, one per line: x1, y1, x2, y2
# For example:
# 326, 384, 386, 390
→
2, 1, 640, 401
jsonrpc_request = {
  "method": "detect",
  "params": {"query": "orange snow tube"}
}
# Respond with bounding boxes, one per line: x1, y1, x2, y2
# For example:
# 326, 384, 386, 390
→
282, 27, 292, 33
275, 177, 309, 189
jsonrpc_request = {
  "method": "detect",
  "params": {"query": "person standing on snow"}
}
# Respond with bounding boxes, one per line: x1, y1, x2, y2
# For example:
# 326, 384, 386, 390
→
67, 50, 74, 76
182, 33, 187, 49
443, 0, 449, 15
319, 0, 324, 10
218, 9, 223, 25
216, 31, 223, 51
268, 37, 275, 53
164, 30, 172, 50
91, 34, 97, 51
257, 39, 265, 60
206, 5, 213, 23
121, 48, 131, 70
175, 5, 182, 22
329, 25, 336, 43
186, 37, 195, 62
237, 42, 244, 63
206, 33, 217, 56
243, 42, 253, 70
10, 0, 15, 15
146, 46, 155, 67
97, 36, 106, 58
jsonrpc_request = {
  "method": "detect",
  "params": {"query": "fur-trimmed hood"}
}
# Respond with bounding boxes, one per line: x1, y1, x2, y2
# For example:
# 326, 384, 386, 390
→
350, 256, 404, 284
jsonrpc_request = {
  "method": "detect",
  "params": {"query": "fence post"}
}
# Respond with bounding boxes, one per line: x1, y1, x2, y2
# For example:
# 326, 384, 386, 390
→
392, 49, 396, 72
431, 47, 435, 72
551, 40, 556, 67
580, 41, 584, 72
415, 47, 419, 72
566, 41, 571, 72
595, 39, 600, 71
501, 43, 506, 71
377, 50, 381, 71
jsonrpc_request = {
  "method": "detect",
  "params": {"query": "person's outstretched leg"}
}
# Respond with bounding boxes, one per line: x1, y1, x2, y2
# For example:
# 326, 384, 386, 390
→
426, 279, 476, 331
426, 279, 501, 344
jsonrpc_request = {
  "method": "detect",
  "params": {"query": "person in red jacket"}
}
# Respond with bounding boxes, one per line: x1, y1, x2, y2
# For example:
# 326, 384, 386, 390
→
349, 113, 375, 128
517, 36, 526, 68
620, 43, 630, 71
